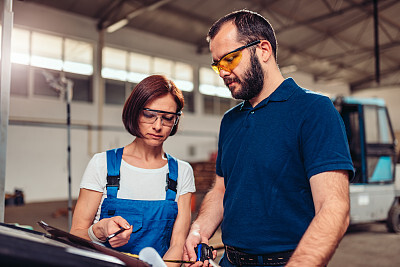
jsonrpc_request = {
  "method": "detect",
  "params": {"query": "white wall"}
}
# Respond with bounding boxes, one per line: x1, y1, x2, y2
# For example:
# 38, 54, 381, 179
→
286, 71, 351, 96
5, 2, 399, 203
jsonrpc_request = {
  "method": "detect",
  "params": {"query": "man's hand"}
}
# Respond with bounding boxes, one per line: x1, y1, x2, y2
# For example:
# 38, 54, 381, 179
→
183, 228, 203, 266
183, 228, 217, 267
183, 175, 224, 266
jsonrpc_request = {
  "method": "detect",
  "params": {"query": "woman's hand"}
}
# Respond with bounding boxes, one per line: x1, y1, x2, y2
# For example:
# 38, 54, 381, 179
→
94, 216, 132, 247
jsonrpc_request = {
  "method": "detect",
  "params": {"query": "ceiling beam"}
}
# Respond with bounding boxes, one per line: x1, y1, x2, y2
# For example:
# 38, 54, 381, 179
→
269, 0, 400, 91
97, 0, 127, 31
350, 67, 400, 91
345, 0, 400, 30
275, 0, 372, 34
275, 0, 398, 34
321, 41, 400, 62
101, 0, 175, 33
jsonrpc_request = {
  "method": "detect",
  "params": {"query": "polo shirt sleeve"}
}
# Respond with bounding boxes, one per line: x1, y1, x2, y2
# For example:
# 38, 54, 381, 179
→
300, 96, 354, 179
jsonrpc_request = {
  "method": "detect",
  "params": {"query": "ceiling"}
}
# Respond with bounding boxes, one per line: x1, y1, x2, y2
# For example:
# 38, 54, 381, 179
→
21, 0, 400, 92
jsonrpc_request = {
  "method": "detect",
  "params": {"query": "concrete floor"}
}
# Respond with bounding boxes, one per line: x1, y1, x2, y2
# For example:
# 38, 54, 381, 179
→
330, 223, 400, 267
4, 200, 75, 232
4, 200, 400, 266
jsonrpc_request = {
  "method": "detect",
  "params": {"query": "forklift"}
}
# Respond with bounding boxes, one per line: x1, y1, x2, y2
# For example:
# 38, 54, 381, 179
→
333, 96, 400, 233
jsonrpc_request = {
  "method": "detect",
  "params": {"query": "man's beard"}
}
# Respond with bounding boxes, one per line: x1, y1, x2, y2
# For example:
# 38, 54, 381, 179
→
224, 51, 264, 101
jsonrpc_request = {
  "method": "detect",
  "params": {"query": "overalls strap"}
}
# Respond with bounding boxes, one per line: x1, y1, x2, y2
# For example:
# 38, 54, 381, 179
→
106, 147, 124, 198
101, 149, 179, 256
165, 153, 178, 201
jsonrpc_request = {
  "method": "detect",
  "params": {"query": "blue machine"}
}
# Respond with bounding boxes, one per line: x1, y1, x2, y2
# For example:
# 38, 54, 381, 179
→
333, 96, 400, 233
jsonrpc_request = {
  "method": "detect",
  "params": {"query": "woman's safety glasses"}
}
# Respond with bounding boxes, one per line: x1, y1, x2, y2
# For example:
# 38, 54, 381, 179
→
140, 108, 181, 127
211, 40, 261, 74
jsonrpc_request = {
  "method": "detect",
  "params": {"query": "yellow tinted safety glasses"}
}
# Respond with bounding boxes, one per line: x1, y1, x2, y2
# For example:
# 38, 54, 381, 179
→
211, 40, 260, 74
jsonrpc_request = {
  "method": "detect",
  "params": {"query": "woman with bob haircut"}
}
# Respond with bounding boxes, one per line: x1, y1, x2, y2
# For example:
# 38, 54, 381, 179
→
71, 75, 195, 264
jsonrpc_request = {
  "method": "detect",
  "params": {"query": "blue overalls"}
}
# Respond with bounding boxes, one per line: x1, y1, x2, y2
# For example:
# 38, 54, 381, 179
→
100, 147, 179, 257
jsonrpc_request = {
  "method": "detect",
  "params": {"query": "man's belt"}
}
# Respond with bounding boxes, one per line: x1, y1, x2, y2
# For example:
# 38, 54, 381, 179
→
225, 245, 294, 266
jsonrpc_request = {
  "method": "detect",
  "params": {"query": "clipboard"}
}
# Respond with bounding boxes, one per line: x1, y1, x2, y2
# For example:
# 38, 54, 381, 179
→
38, 221, 149, 267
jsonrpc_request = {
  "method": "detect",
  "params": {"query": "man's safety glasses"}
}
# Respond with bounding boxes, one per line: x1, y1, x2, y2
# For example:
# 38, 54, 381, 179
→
211, 40, 261, 74
140, 108, 181, 127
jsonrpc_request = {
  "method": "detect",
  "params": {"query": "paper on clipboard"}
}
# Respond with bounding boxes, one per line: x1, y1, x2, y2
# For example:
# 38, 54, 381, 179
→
37, 221, 149, 267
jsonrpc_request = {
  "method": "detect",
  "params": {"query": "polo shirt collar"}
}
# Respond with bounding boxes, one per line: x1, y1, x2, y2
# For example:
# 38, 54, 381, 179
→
240, 78, 297, 111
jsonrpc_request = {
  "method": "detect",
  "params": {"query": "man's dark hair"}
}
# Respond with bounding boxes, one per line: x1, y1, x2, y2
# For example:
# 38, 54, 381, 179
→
122, 75, 184, 137
207, 9, 277, 60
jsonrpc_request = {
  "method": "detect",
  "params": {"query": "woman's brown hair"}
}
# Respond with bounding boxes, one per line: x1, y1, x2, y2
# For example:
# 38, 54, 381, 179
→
122, 75, 184, 137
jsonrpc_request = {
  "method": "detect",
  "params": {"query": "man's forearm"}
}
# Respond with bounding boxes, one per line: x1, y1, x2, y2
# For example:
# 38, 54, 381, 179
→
287, 202, 349, 266
191, 175, 225, 239
287, 171, 350, 266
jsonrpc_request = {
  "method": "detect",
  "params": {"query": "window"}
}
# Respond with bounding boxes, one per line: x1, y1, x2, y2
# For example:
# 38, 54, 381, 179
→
364, 106, 394, 144
64, 38, 93, 75
11, 28, 30, 65
203, 95, 215, 115
66, 73, 92, 102
199, 67, 230, 98
174, 62, 193, 92
3, 27, 94, 102
367, 156, 393, 183
105, 79, 126, 105
199, 67, 238, 115
102, 47, 128, 81
154, 57, 173, 77
182, 90, 194, 113
102, 47, 194, 111
31, 32, 63, 70
33, 67, 61, 98
128, 52, 151, 83
11, 63, 28, 96
363, 105, 395, 183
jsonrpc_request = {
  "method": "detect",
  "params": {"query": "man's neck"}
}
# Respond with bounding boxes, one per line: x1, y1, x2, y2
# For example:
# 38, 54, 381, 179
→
249, 73, 285, 107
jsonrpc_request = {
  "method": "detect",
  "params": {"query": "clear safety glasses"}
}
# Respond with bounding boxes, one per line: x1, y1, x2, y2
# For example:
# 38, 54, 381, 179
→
211, 40, 261, 74
140, 108, 181, 127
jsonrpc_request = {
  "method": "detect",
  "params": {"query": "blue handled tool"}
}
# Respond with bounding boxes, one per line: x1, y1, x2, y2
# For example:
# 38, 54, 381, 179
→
195, 243, 214, 262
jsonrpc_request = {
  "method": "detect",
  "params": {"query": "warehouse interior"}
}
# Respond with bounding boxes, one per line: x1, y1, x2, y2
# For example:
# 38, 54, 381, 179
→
1, 0, 400, 266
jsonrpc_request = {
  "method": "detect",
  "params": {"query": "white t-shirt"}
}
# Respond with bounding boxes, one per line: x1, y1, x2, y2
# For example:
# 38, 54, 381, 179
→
80, 152, 196, 223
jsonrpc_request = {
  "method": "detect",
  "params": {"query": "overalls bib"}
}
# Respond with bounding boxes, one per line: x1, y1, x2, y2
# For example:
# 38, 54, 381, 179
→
100, 147, 179, 257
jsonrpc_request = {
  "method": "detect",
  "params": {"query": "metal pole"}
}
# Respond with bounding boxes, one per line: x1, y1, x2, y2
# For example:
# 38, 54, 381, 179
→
66, 80, 73, 230
0, 0, 14, 223
42, 71, 74, 230
373, 0, 380, 84
96, 30, 104, 152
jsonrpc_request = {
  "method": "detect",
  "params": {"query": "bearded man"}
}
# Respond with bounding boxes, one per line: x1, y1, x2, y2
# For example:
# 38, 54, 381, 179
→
184, 9, 354, 267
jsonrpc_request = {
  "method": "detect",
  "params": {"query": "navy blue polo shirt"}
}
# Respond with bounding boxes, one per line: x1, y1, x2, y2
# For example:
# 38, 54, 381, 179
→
216, 78, 354, 254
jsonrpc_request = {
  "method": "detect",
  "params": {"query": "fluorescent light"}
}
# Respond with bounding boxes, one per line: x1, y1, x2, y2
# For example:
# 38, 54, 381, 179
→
106, 19, 129, 33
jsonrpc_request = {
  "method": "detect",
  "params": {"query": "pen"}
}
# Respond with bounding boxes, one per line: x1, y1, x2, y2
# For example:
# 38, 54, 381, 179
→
106, 227, 126, 242
163, 260, 195, 264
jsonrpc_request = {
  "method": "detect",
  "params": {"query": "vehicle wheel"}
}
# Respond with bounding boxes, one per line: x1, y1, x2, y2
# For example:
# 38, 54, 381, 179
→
387, 203, 400, 233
